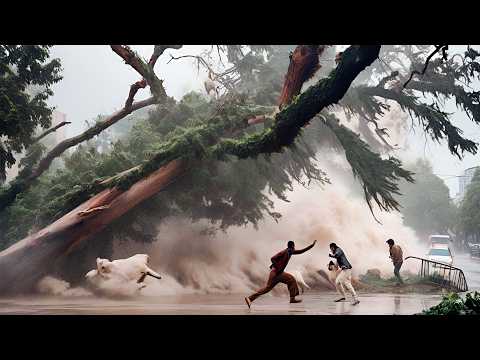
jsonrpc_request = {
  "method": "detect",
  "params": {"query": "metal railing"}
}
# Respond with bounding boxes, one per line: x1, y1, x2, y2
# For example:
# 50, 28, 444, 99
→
404, 256, 469, 292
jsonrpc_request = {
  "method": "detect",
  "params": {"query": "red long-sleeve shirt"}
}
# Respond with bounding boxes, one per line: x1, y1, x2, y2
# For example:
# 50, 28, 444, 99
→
270, 249, 292, 273
270, 243, 315, 273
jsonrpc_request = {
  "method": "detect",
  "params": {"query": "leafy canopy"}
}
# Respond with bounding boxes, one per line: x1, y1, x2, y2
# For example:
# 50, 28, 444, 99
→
0, 45, 62, 181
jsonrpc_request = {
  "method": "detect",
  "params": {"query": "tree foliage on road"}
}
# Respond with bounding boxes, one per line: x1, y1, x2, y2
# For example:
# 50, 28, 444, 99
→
422, 291, 480, 315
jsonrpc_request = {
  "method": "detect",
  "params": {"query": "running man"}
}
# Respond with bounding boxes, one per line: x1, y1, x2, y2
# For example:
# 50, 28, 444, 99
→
329, 243, 360, 305
245, 240, 317, 308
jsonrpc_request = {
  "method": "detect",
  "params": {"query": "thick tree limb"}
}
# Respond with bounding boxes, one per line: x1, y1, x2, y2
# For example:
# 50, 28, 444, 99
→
0, 45, 380, 294
214, 46, 381, 158
0, 159, 189, 294
150, 45, 183, 67
124, 45, 183, 109
0, 46, 177, 213
110, 45, 171, 100
110, 45, 152, 80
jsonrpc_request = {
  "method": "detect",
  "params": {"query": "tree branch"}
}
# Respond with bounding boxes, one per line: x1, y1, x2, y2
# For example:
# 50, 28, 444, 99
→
26, 46, 380, 226
0, 97, 157, 213
150, 45, 182, 67
404, 45, 448, 88
32, 121, 71, 143
168, 53, 239, 92
0, 45, 382, 293
0, 46, 182, 213
110, 45, 170, 100
124, 45, 183, 109
110, 45, 150, 79
29, 97, 157, 181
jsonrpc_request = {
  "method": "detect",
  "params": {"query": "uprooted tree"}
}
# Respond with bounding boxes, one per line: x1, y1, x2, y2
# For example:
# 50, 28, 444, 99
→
1, 44, 480, 293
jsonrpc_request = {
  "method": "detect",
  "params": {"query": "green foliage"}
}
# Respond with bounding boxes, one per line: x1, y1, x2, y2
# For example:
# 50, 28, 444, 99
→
458, 168, 480, 236
4, 44, 480, 284
0, 91, 327, 253
422, 291, 480, 315
0, 45, 62, 181
397, 159, 457, 238
322, 113, 414, 214
342, 45, 480, 158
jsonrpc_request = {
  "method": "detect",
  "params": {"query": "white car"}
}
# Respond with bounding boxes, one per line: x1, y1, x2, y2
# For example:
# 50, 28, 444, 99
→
426, 247, 453, 266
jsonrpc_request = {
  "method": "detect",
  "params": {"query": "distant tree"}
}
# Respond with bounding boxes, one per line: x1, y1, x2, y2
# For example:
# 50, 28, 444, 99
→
0, 45, 62, 182
458, 168, 480, 241
397, 159, 457, 241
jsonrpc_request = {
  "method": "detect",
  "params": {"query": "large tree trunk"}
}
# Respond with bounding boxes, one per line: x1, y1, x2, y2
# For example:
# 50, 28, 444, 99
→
0, 160, 187, 294
0, 45, 380, 294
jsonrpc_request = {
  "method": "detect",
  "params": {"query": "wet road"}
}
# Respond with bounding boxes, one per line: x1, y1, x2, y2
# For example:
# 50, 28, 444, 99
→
0, 253, 477, 315
0, 292, 444, 315
454, 253, 480, 290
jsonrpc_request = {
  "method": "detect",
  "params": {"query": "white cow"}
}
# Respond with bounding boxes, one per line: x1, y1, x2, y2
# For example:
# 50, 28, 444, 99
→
85, 254, 162, 297
290, 269, 310, 294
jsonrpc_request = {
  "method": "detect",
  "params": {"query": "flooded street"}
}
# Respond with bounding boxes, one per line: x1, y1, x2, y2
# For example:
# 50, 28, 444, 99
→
0, 292, 444, 315
0, 252, 478, 315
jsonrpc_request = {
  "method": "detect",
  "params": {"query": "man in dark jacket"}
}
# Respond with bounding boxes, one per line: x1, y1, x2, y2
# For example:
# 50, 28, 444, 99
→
329, 243, 359, 305
245, 240, 316, 308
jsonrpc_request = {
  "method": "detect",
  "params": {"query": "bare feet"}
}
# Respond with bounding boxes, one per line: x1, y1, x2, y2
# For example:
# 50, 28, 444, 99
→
245, 297, 252, 309
334, 297, 346, 302
290, 298, 302, 304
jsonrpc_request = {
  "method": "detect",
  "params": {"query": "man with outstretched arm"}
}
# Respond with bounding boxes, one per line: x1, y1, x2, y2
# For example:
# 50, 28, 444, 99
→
329, 242, 360, 305
245, 240, 317, 308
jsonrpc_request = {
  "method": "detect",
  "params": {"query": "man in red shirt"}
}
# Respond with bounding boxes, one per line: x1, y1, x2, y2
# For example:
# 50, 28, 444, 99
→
245, 240, 317, 308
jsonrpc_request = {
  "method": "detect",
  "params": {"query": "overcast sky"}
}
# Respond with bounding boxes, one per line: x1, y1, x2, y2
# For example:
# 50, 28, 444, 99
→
46, 45, 480, 197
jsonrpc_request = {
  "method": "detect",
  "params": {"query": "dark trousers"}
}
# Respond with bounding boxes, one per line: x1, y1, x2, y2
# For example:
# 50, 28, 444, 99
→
394, 262, 403, 284
248, 269, 299, 302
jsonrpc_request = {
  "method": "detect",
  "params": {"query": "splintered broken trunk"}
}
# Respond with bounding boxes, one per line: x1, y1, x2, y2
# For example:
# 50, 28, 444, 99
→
278, 45, 327, 109
0, 45, 380, 294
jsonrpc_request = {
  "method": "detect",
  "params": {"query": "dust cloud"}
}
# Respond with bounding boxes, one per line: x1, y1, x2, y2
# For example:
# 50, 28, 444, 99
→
108, 152, 426, 297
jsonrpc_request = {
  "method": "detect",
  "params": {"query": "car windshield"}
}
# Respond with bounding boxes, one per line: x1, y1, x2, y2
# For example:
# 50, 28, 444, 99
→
428, 248, 450, 256
431, 237, 449, 244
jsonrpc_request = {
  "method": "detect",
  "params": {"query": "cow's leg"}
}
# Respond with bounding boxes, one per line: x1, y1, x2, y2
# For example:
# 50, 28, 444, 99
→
137, 272, 147, 283
146, 270, 162, 280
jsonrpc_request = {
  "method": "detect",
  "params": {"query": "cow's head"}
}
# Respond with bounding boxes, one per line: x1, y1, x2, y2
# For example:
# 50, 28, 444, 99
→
96, 258, 113, 276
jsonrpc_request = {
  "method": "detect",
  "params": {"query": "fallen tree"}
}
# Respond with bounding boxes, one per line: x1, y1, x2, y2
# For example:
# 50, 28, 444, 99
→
0, 45, 181, 213
0, 45, 382, 294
